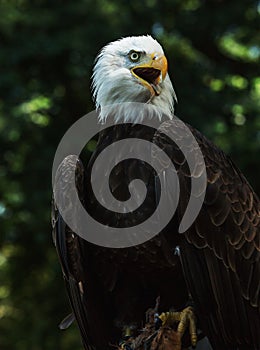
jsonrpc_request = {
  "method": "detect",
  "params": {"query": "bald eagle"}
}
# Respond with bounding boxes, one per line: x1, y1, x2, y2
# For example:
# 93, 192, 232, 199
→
52, 36, 260, 350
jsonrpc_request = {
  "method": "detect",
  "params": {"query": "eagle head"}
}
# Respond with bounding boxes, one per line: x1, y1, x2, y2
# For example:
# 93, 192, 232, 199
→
92, 35, 177, 122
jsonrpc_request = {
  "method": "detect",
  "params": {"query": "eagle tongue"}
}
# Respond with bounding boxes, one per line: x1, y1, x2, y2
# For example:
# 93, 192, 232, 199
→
151, 83, 161, 96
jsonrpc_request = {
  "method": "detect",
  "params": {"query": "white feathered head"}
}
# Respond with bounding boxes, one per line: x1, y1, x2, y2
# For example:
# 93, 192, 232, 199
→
92, 36, 177, 122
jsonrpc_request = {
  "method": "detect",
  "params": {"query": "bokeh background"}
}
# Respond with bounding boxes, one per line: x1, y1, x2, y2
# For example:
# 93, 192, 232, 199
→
0, 0, 259, 349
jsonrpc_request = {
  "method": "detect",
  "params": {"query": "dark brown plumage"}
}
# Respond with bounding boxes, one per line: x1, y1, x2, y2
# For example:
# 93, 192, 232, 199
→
52, 116, 260, 350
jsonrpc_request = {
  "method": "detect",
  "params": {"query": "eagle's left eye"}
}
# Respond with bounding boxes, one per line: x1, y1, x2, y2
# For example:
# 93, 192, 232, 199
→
129, 51, 141, 62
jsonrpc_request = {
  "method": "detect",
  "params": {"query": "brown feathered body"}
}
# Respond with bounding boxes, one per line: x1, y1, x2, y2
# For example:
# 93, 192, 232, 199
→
52, 117, 260, 350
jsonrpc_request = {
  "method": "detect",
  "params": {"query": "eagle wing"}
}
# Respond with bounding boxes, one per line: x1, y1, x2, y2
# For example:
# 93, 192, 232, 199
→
153, 119, 260, 349
52, 155, 112, 350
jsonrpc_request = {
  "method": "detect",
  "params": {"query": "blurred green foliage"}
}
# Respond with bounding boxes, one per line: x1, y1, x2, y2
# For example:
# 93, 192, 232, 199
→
0, 0, 259, 349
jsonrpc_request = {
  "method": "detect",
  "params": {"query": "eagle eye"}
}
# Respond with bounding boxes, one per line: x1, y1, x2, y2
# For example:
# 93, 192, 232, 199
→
129, 51, 141, 62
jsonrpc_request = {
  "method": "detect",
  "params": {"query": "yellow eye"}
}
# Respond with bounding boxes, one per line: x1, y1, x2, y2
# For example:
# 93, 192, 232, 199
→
129, 51, 141, 62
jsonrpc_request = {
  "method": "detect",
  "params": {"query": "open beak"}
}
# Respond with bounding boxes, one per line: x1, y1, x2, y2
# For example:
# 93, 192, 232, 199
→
131, 53, 168, 97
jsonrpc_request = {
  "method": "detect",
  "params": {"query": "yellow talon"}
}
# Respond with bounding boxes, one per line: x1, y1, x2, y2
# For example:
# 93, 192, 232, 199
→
158, 306, 197, 347
159, 311, 180, 325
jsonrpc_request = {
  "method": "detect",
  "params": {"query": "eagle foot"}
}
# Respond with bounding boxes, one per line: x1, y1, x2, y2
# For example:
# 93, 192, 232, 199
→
158, 306, 197, 347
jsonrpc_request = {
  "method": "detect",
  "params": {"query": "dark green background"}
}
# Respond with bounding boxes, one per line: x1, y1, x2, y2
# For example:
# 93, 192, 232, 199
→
0, 0, 259, 349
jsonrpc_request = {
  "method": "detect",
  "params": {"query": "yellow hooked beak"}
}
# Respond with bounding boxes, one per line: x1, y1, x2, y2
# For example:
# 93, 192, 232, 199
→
131, 53, 168, 98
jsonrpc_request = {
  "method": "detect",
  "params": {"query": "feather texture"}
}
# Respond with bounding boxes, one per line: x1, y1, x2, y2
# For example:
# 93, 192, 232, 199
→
52, 36, 259, 350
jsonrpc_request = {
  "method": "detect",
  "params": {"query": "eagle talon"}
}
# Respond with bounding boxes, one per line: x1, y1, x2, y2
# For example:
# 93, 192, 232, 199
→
159, 306, 197, 347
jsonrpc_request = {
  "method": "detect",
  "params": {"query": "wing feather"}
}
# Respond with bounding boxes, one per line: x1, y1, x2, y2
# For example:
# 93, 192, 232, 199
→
153, 119, 260, 349
52, 156, 97, 350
